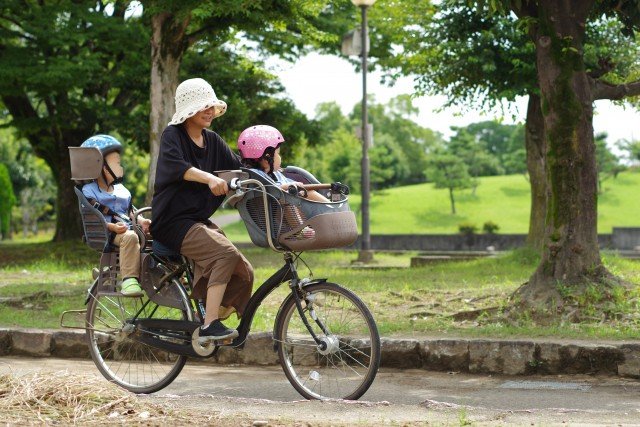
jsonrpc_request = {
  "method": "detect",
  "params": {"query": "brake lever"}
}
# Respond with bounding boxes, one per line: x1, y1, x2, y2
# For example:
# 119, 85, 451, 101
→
331, 182, 350, 195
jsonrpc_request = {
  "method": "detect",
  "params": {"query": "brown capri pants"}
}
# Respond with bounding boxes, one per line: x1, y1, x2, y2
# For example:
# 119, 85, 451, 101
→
180, 222, 254, 318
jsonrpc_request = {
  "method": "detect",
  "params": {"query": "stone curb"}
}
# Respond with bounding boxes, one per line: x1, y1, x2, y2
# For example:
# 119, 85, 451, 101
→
1, 328, 638, 378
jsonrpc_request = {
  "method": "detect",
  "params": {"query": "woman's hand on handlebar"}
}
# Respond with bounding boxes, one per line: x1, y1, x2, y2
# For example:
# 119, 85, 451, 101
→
208, 174, 229, 196
138, 217, 151, 234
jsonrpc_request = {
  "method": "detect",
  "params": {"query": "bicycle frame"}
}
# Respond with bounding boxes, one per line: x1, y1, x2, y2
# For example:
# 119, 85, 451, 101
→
230, 252, 328, 349
77, 176, 333, 357
85, 249, 324, 357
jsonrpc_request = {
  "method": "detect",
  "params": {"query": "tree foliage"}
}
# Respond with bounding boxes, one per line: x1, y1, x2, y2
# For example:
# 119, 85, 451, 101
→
594, 132, 625, 192
461, 0, 640, 303
0, 1, 150, 240
0, 128, 55, 237
426, 153, 472, 215
143, 0, 358, 198
298, 96, 442, 193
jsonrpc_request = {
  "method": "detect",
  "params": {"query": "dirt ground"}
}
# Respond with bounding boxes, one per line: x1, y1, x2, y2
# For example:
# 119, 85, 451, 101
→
2, 357, 640, 425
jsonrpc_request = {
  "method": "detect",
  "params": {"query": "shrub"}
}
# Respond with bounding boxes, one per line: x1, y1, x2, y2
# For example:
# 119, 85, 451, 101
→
483, 221, 500, 234
458, 222, 477, 235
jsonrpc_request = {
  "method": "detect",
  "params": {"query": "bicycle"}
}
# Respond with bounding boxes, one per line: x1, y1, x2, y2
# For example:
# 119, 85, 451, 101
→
63, 147, 381, 400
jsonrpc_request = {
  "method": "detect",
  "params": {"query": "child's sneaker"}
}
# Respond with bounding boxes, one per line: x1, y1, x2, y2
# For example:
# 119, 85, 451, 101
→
198, 320, 239, 342
120, 278, 144, 297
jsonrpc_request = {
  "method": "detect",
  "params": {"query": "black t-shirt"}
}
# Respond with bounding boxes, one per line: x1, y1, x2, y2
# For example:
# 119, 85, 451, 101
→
150, 125, 241, 251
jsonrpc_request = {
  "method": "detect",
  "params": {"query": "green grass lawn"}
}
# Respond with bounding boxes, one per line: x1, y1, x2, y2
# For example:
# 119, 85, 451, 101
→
3, 171, 640, 336
1, 240, 639, 339
221, 169, 640, 242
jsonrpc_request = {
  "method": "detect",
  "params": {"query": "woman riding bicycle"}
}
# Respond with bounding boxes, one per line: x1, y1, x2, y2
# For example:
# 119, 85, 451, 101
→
150, 77, 253, 341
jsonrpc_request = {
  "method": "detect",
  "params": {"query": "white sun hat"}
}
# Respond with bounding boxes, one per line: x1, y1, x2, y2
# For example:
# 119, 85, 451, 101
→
168, 78, 227, 126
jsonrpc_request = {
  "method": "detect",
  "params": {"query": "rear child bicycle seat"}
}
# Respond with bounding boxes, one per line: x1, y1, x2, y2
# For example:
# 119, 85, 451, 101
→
74, 187, 112, 252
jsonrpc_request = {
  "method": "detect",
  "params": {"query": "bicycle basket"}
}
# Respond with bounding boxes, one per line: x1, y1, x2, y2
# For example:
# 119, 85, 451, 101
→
233, 168, 358, 251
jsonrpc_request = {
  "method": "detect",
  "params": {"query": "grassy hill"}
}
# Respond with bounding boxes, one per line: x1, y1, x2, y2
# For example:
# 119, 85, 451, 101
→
221, 169, 640, 239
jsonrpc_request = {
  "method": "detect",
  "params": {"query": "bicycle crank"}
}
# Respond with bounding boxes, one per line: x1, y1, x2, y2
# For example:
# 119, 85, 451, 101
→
190, 328, 235, 356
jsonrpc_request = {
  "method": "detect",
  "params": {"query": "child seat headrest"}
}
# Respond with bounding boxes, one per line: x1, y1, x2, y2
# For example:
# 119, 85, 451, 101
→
69, 147, 103, 183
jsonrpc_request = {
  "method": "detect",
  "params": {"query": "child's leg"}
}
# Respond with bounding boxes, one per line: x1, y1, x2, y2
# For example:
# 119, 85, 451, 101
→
113, 229, 141, 280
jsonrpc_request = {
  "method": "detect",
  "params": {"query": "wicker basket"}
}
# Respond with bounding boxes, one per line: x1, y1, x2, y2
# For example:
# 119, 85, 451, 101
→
232, 168, 358, 251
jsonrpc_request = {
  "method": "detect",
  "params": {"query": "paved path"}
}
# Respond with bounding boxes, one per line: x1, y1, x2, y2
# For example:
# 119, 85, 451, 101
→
2, 356, 639, 425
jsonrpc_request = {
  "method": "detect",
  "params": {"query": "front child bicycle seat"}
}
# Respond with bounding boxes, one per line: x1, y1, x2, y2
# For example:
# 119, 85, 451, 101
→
233, 167, 358, 251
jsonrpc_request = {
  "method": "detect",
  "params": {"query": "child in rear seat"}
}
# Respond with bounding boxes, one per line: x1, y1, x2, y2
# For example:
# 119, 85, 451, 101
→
238, 125, 330, 238
80, 135, 151, 297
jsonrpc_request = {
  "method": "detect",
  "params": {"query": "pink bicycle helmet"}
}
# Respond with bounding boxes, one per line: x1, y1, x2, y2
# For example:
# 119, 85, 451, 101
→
237, 125, 284, 159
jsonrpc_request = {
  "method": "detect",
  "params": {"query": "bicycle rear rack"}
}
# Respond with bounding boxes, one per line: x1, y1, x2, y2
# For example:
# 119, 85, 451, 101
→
60, 309, 88, 330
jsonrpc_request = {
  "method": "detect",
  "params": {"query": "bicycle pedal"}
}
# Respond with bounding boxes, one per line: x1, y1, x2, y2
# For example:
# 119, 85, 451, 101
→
195, 336, 234, 346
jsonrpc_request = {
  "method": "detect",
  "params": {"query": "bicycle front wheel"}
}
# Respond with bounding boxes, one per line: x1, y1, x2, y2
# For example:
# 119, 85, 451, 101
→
275, 282, 380, 400
85, 279, 193, 394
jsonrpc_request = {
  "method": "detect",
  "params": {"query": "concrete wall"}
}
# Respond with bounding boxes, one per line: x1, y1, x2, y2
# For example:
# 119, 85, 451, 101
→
351, 232, 619, 251
611, 227, 640, 250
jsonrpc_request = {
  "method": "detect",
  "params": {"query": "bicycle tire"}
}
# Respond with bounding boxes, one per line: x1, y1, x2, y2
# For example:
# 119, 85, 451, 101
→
274, 282, 381, 400
85, 278, 193, 394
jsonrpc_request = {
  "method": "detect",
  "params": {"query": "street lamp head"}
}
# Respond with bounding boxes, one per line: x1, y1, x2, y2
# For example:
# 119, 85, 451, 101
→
351, 0, 376, 6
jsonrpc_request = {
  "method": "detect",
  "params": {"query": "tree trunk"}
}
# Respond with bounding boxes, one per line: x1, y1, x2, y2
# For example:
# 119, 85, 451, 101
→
449, 187, 456, 214
52, 138, 83, 242
518, 0, 605, 304
525, 93, 546, 250
146, 12, 189, 205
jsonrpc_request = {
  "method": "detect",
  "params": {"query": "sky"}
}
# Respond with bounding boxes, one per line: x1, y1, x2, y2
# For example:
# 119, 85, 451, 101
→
268, 52, 639, 144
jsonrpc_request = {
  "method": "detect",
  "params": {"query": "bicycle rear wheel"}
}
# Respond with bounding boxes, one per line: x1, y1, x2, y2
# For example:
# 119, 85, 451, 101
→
85, 278, 193, 394
275, 282, 380, 400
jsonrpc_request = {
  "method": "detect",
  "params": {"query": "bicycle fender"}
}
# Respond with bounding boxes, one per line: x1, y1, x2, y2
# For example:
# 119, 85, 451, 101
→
84, 278, 99, 305
301, 278, 327, 287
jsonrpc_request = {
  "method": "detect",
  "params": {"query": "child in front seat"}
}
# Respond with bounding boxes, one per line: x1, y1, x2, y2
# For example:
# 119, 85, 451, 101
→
237, 125, 329, 239
80, 135, 151, 297
237, 125, 329, 203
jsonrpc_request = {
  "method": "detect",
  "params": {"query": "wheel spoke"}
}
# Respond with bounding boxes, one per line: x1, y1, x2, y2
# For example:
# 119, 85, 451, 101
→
86, 279, 191, 394
276, 283, 380, 400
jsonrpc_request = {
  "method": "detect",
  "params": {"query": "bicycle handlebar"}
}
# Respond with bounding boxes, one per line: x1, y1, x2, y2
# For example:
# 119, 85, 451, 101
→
228, 178, 349, 195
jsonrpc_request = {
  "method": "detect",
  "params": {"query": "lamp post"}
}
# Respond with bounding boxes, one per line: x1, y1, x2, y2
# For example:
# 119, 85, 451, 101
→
351, 0, 375, 263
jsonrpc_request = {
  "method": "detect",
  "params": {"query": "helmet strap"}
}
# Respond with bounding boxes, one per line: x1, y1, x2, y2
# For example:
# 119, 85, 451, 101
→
104, 163, 123, 188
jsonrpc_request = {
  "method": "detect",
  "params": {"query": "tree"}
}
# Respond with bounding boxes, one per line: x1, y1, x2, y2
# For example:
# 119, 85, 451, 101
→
314, 102, 350, 138
0, 129, 55, 237
0, 163, 16, 239
617, 138, 640, 164
461, 121, 527, 175
369, 133, 411, 189
0, 1, 150, 240
324, 128, 362, 192
448, 126, 501, 195
364, 95, 442, 185
297, 96, 441, 191
373, 0, 640, 252
471, 0, 640, 305
426, 153, 472, 215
